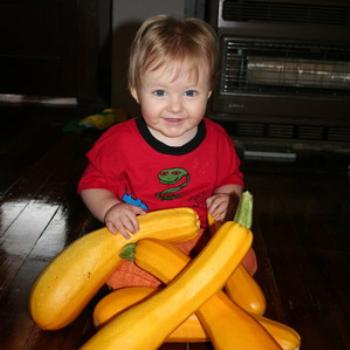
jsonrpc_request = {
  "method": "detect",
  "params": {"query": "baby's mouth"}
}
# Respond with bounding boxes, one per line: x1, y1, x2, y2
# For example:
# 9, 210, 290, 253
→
163, 117, 184, 124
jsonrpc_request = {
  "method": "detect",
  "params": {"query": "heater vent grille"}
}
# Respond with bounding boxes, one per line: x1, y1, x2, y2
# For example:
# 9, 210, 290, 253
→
297, 125, 324, 140
231, 121, 350, 143
237, 122, 265, 136
268, 124, 294, 138
327, 127, 350, 142
221, 38, 350, 97
222, 0, 350, 26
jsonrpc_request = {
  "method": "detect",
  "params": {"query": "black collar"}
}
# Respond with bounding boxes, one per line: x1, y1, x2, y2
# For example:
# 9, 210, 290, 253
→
136, 117, 206, 155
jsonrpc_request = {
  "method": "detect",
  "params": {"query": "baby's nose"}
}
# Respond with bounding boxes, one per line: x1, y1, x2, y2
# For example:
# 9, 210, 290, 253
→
168, 96, 182, 113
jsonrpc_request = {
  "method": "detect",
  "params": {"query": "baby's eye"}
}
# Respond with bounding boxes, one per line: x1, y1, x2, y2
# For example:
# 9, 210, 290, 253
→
152, 89, 166, 97
184, 90, 198, 97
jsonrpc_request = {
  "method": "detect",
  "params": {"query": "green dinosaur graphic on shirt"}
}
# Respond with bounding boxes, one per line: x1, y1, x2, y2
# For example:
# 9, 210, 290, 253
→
156, 167, 190, 200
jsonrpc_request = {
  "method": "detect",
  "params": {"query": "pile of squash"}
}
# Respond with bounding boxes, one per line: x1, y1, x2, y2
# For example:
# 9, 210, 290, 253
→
29, 192, 301, 350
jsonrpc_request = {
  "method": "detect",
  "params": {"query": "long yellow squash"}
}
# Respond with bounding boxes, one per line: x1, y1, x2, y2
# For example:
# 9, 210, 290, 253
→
208, 213, 266, 315
166, 313, 208, 343
133, 239, 282, 350
254, 315, 301, 350
225, 264, 266, 314
93, 287, 156, 328
93, 287, 208, 342
29, 208, 199, 330
80, 219, 252, 349
93, 286, 300, 349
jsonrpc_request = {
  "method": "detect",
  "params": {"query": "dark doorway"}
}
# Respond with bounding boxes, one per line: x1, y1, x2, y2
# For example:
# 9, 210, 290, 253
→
0, 0, 112, 108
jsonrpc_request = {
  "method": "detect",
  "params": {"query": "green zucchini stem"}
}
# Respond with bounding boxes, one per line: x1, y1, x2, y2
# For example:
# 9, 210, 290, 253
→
233, 191, 253, 229
119, 242, 136, 261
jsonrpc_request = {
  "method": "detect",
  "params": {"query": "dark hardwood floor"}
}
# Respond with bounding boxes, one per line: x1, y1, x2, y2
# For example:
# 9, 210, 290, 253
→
0, 108, 349, 349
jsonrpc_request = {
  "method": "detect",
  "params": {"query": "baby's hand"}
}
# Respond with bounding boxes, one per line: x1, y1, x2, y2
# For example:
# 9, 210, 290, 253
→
104, 203, 146, 239
206, 193, 232, 222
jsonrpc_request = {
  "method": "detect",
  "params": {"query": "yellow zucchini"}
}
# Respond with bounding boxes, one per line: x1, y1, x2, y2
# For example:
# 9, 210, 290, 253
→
198, 290, 281, 350
29, 208, 200, 330
93, 287, 156, 327
255, 315, 301, 350
168, 313, 208, 343
134, 239, 281, 350
80, 218, 253, 349
209, 213, 266, 315
225, 264, 266, 315
93, 287, 208, 342
93, 285, 300, 349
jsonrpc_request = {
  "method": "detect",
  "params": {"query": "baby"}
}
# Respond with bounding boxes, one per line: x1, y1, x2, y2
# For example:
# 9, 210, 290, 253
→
78, 15, 256, 288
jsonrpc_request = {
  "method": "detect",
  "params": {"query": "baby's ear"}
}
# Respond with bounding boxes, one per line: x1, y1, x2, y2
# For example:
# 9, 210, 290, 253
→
130, 87, 140, 103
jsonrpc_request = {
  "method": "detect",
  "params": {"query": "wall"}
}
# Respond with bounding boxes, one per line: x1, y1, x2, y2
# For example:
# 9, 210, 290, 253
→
111, 0, 185, 113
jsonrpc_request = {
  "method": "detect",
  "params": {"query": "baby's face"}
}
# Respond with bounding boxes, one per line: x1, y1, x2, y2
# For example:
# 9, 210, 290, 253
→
131, 60, 212, 147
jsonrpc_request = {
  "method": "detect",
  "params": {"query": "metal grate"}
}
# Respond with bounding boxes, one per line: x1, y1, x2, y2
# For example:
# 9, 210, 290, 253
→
221, 39, 350, 97
222, 0, 350, 26
297, 125, 324, 140
237, 122, 265, 136
232, 121, 350, 143
327, 127, 350, 142
268, 124, 294, 138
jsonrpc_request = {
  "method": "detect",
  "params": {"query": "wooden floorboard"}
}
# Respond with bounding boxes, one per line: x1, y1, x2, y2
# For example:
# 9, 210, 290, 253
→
0, 110, 349, 349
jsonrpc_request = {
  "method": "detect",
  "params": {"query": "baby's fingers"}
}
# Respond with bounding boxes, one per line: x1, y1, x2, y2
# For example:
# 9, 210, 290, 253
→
106, 220, 131, 239
207, 197, 228, 221
209, 207, 226, 221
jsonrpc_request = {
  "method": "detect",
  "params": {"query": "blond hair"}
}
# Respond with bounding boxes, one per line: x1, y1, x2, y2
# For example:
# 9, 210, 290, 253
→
128, 15, 218, 93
